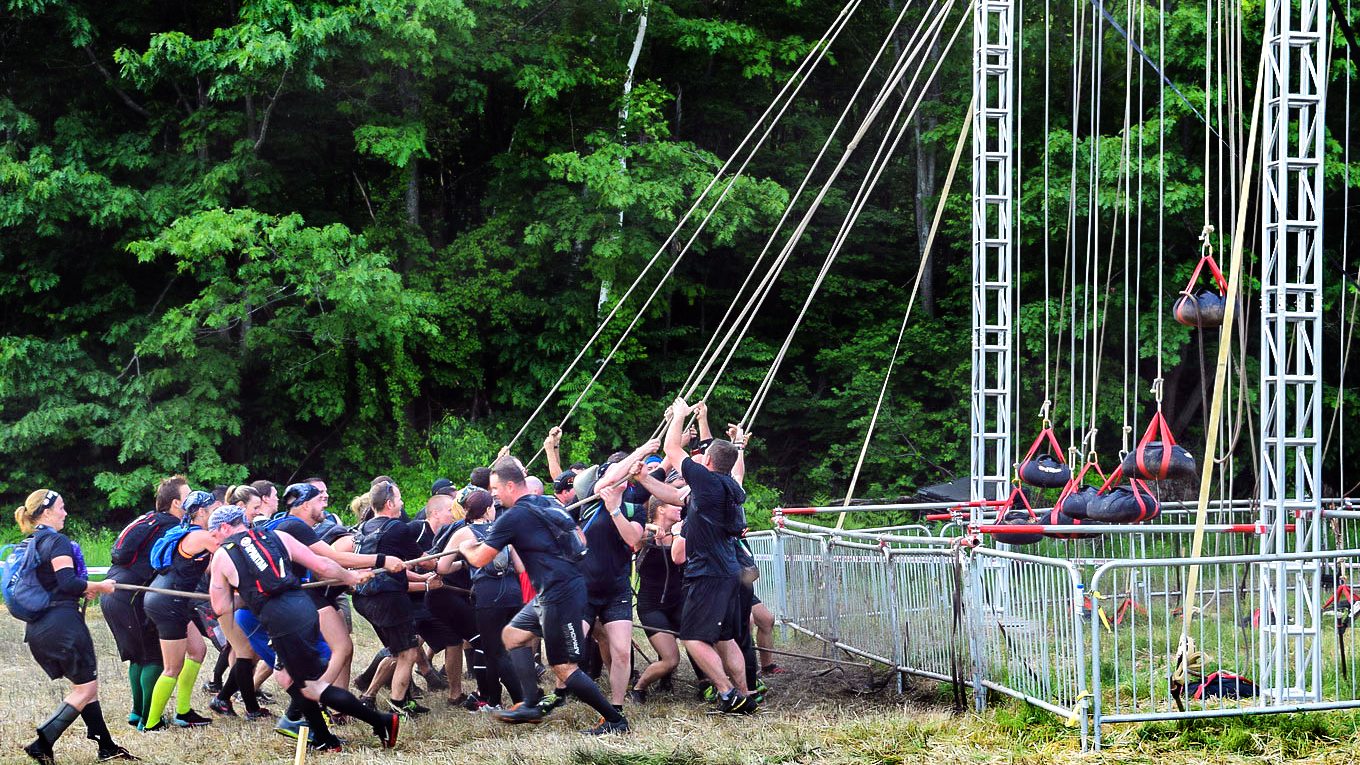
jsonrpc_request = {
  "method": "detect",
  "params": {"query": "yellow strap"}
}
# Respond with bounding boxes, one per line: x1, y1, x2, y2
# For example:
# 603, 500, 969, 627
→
1066, 691, 1093, 727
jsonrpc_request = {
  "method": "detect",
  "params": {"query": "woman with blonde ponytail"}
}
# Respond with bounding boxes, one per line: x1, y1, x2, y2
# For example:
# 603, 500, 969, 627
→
12, 489, 134, 763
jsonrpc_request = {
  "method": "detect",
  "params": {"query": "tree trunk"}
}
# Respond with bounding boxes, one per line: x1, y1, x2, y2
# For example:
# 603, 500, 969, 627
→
601, 1, 649, 313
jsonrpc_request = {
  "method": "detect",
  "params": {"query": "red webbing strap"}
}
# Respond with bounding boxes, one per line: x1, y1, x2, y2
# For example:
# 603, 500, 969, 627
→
1019, 426, 1067, 465
1134, 411, 1176, 480
1004, 485, 1036, 520
1059, 458, 1109, 503
1184, 253, 1228, 296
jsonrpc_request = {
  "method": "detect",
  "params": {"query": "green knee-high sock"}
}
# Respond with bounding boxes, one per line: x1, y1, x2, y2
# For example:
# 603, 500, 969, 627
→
145, 675, 176, 726
139, 664, 162, 721
127, 663, 144, 722
176, 659, 203, 715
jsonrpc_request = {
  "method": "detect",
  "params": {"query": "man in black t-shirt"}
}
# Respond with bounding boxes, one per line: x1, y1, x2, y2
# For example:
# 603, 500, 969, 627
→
656, 397, 756, 714
263, 483, 405, 728
576, 441, 653, 707
460, 455, 631, 735
350, 480, 441, 718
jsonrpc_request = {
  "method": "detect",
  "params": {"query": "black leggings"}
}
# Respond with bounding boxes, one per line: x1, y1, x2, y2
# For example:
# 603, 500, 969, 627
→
473, 605, 523, 707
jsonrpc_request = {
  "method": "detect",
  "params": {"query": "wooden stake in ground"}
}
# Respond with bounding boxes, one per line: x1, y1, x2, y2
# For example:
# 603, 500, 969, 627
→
294, 725, 309, 765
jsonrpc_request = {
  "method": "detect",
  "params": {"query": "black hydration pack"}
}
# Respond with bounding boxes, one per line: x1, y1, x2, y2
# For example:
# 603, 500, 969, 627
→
222, 527, 299, 614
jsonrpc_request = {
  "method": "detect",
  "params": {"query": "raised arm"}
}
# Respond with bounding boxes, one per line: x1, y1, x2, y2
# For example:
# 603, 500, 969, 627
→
544, 427, 565, 481
600, 438, 661, 488
598, 478, 643, 550
664, 397, 692, 467
695, 401, 713, 441
728, 423, 748, 485
632, 461, 688, 507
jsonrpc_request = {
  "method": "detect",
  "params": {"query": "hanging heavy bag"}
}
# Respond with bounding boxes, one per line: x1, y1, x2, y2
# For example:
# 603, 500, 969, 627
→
1087, 480, 1161, 524
994, 487, 1043, 546
1173, 252, 1230, 328
1019, 453, 1071, 488
1173, 290, 1227, 328
1039, 505, 1104, 540
1121, 411, 1197, 482
1017, 427, 1072, 489
1056, 484, 1101, 519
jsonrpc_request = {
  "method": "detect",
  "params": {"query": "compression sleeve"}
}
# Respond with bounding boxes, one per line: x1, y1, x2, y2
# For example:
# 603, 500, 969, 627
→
53, 566, 89, 596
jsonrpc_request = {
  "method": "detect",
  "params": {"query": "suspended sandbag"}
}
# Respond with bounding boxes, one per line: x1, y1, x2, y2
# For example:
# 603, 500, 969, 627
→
1087, 479, 1161, 523
1173, 290, 1227, 328
1174, 252, 1230, 328
1122, 411, 1197, 481
998, 508, 1045, 546
993, 486, 1043, 545
1056, 484, 1101, 519
1017, 426, 1071, 489
1019, 454, 1071, 488
1189, 671, 1259, 701
1038, 505, 1104, 540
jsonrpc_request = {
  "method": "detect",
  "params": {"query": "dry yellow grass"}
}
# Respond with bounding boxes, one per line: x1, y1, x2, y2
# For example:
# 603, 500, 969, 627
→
1, 607, 1358, 764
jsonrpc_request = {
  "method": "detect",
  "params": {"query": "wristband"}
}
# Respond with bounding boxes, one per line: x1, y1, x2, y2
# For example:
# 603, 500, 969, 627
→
610, 508, 622, 518
375, 554, 387, 568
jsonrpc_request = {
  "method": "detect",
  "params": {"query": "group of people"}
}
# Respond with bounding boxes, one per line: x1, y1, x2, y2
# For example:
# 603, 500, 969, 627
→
8, 396, 785, 761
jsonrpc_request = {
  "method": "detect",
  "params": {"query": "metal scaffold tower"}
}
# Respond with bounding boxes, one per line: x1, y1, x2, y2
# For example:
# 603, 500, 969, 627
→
1257, 0, 1327, 704
971, 0, 1015, 509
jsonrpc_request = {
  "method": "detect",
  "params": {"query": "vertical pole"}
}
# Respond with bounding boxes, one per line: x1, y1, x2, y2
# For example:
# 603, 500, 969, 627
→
972, 0, 1016, 512
1258, 0, 1326, 704
773, 525, 788, 642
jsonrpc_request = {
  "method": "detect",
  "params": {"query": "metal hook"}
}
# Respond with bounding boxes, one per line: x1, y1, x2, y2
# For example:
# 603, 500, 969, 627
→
1151, 377, 1165, 404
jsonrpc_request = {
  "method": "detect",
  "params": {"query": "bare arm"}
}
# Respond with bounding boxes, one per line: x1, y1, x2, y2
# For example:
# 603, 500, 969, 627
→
695, 401, 713, 441
633, 464, 688, 506
728, 423, 748, 485
598, 479, 643, 549
438, 526, 475, 575
459, 536, 501, 569
600, 439, 660, 488
671, 521, 687, 565
544, 427, 564, 481
208, 550, 238, 618
310, 540, 406, 575
278, 531, 366, 587
664, 397, 692, 467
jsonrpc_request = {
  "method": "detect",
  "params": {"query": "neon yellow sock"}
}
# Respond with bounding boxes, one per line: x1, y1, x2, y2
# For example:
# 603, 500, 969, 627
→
176, 658, 203, 715
145, 675, 176, 727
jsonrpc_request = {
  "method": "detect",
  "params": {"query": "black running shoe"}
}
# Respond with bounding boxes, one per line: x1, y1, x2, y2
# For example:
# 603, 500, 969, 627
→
388, 697, 429, 718
139, 720, 167, 733
173, 710, 212, 728
537, 690, 568, 713
97, 744, 138, 762
421, 668, 449, 691
626, 688, 646, 705
373, 713, 400, 749
583, 717, 630, 736
310, 734, 344, 753
243, 709, 273, 722
208, 697, 235, 716
201, 681, 222, 695
717, 690, 751, 715
493, 702, 546, 725
24, 738, 55, 765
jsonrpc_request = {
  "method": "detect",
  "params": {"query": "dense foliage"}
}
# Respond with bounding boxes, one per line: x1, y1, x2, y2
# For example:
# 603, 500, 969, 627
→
2, 0, 1357, 527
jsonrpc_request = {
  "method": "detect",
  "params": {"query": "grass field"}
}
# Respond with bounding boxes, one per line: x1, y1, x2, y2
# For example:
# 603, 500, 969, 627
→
2, 607, 1360, 764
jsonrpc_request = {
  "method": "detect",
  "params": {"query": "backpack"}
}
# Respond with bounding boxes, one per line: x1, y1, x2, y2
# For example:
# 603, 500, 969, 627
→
149, 524, 196, 575
110, 512, 165, 567
521, 495, 587, 563
352, 517, 406, 595
2, 528, 56, 622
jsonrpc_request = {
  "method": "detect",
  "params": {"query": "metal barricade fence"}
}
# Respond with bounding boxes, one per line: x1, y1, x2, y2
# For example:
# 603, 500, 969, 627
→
1088, 548, 1360, 748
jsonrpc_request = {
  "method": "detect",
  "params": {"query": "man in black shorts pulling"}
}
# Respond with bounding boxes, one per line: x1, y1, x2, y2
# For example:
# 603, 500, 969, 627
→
460, 455, 631, 735
207, 506, 402, 752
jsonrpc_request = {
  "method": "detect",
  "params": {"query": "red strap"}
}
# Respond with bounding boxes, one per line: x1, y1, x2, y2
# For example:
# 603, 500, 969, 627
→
1020, 427, 1067, 465
1185, 253, 1228, 296
1096, 464, 1125, 494
1003, 486, 1036, 519
1134, 412, 1177, 480
1060, 458, 1110, 502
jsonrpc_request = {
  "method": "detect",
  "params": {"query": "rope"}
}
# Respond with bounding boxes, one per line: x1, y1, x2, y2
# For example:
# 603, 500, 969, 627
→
835, 95, 974, 529
1173, 41, 1266, 684
741, 3, 969, 432
503, 0, 865, 457
673, 0, 929, 406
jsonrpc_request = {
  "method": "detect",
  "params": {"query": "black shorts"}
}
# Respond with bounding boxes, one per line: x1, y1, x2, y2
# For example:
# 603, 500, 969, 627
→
269, 630, 328, 683
372, 622, 420, 654
26, 606, 99, 685
637, 600, 684, 638
583, 587, 633, 626
100, 589, 161, 664
143, 592, 194, 641
508, 589, 588, 666
679, 576, 742, 644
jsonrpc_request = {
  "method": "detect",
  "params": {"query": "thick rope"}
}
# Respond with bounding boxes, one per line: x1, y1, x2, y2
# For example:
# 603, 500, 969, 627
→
835, 96, 974, 529
1173, 42, 1266, 681
504, 0, 864, 456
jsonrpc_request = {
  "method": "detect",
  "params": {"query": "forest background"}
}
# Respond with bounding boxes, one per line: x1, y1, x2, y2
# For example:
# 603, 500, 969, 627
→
2, 0, 1357, 539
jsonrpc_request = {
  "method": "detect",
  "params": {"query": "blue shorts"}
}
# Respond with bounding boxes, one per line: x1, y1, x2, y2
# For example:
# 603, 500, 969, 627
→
235, 608, 331, 669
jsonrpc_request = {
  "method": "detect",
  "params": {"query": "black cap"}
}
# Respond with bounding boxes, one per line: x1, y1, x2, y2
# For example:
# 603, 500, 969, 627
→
282, 482, 322, 508
431, 478, 457, 497
552, 470, 577, 494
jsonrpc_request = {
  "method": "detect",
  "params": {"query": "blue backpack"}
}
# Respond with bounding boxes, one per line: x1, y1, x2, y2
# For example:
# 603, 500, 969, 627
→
2, 528, 56, 622
149, 523, 196, 574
